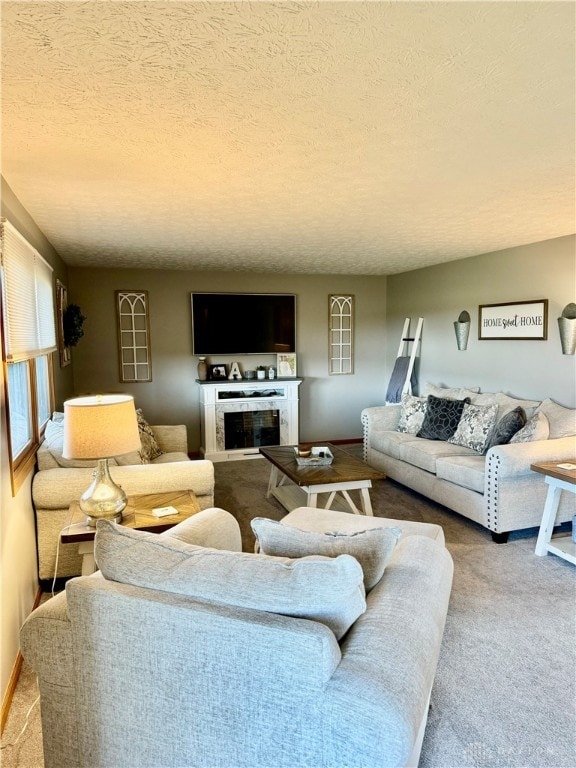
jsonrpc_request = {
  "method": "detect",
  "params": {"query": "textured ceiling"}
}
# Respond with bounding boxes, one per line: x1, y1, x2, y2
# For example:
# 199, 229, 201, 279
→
1, 1, 575, 275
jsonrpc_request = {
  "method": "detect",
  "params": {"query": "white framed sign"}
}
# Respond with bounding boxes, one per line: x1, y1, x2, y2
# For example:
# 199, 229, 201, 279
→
478, 299, 548, 340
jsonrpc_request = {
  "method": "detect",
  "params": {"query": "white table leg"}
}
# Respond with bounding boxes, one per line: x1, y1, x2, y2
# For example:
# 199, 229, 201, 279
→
306, 490, 319, 508
266, 466, 279, 498
78, 541, 97, 575
360, 487, 374, 516
535, 481, 563, 556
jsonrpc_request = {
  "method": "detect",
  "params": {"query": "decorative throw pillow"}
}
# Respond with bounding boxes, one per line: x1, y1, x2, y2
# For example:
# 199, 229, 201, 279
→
422, 383, 480, 400
448, 402, 498, 453
95, 521, 366, 640
136, 409, 163, 462
485, 406, 527, 451
417, 395, 470, 441
510, 411, 550, 443
471, 392, 540, 422
251, 517, 401, 591
396, 394, 428, 435
535, 399, 576, 439
43, 418, 118, 468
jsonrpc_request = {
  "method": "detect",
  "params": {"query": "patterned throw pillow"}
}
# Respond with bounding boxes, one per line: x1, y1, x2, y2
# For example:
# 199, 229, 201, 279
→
448, 402, 498, 453
417, 395, 470, 441
396, 394, 428, 435
136, 409, 163, 462
251, 517, 401, 591
485, 406, 527, 451
510, 411, 550, 443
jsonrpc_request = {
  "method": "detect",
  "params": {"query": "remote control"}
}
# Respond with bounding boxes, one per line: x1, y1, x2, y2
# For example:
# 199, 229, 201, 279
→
152, 506, 178, 518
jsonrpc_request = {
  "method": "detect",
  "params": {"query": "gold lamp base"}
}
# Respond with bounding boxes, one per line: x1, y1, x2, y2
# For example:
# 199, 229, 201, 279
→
80, 459, 127, 527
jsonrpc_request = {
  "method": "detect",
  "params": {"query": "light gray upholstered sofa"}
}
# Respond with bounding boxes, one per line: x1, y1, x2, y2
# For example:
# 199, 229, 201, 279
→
362, 385, 576, 542
21, 506, 453, 768
32, 416, 215, 581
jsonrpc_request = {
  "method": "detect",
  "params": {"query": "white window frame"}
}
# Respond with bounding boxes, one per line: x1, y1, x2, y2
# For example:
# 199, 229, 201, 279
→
1, 219, 56, 493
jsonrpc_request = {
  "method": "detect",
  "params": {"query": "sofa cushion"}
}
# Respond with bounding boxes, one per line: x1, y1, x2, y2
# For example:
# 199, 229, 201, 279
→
136, 409, 164, 462
399, 438, 476, 473
368, 429, 421, 460
448, 402, 498, 454
471, 392, 540, 421
485, 407, 527, 451
396, 394, 428, 434
510, 411, 550, 443
251, 517, 401, 591
95, 520, 366, 640
417, 395, 470, 441
422, 383, 480, 400
535, 399, 576, 439
436, 455, 486, 493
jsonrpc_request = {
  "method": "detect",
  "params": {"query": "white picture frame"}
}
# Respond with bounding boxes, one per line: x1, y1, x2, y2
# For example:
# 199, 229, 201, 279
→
277, 352, 297, 377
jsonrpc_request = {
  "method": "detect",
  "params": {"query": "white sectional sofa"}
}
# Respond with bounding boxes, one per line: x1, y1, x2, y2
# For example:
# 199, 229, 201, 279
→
362, 385, 576, 542
32, 413, 215, 582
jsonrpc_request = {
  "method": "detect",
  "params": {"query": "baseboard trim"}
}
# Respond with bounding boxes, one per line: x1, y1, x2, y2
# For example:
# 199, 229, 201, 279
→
1, 585, 43, 734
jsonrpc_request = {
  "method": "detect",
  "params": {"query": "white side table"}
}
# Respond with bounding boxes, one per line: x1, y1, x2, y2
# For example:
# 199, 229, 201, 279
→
531, 461, 576, 566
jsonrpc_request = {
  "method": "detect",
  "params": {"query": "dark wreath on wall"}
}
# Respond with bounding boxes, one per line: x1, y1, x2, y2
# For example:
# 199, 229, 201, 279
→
56, 279, 86, 367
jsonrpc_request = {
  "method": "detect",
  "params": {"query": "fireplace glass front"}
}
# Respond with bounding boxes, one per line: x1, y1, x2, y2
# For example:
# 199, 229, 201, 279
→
224, 410, 280, 450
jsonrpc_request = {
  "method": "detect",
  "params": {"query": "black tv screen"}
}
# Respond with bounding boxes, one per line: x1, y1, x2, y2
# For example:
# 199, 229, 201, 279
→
191, 293, 296, 355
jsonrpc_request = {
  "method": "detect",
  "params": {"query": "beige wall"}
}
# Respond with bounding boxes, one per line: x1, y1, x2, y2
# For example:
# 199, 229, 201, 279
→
386, 235, 576, 407
0, 179, 72, 706
68, 270, 389, 448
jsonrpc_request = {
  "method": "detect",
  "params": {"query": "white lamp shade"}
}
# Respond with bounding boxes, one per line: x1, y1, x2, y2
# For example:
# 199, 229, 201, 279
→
63, 395, 141, 459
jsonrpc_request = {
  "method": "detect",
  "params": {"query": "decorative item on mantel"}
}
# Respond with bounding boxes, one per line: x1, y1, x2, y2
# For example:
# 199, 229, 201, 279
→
558, 303, 576, 355
197, 357, 208, 381
454, 310, 471, 351
256, 366, 266, 380
228, 362, 242, 380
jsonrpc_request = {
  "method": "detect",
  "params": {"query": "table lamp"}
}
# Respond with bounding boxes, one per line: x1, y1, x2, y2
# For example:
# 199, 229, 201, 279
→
62, 394, 141, 526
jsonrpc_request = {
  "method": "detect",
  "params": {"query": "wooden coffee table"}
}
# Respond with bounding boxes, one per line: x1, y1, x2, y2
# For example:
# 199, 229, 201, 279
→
259, 444, 384, 516
61, 490, 201, 575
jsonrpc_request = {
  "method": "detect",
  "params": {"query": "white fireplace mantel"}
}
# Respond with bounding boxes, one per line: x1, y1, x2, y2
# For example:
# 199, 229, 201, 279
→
197, 378, 302, 462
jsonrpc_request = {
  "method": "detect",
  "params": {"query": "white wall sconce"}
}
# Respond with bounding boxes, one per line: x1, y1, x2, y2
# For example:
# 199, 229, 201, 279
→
454, 310, 471, 351
558, 303, 576, 355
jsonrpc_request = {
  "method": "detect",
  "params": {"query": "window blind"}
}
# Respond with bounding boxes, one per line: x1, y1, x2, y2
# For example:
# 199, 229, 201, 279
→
0, 219, 57, 361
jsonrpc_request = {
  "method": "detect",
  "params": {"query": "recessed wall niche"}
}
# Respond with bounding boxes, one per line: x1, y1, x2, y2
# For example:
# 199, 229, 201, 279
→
116, 290, 152, 382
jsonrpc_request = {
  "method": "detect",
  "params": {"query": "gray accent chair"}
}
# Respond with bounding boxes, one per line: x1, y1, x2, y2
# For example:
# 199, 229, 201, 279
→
21, 507, 453, 768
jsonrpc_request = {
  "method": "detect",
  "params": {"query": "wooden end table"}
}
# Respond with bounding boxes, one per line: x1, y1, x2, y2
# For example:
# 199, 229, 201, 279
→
531, 460, 576, 566
61, 490, 201, 576
259, 444, 384, 516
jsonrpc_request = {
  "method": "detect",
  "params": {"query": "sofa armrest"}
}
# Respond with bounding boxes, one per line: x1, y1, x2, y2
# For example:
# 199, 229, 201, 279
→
33, 460, 215, 510
361, 405, 401, 460
361, 405, 401, 432
20, 591, 72, 686
487, 436, 576, 477
152, 425, 188, 454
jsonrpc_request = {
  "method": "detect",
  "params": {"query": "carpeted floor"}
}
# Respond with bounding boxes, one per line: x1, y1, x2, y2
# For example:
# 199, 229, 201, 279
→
2, 446, 575, 767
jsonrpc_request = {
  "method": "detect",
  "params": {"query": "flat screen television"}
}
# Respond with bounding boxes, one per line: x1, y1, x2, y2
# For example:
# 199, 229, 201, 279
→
191, 293, 296, 355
